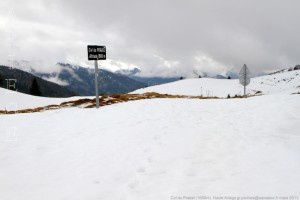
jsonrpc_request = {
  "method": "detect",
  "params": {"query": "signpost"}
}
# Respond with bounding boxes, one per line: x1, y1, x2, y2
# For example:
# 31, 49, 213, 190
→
5, 79, 17, 91
239, 64, 251, 97
87, 45, 106, 108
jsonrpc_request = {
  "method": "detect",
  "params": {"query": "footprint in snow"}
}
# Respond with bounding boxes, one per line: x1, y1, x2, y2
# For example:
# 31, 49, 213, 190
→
186, 169, 198, 177
147, 157, 153, 163
153, 135, 160, 141
137, 167, 146, 173
128, 180, 139, 189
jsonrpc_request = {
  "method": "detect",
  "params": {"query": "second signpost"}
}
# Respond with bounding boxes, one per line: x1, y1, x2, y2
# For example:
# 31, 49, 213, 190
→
87, 45, 106, 108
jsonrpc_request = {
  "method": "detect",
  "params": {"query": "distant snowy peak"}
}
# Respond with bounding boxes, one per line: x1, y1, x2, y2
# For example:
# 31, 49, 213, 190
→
115, 67, 141, 76
189, 70, 239, 79
5, 60, 37, 73
57, 63, 93, 73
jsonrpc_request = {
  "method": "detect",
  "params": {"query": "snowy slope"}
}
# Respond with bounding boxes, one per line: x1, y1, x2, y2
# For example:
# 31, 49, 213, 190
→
133, 70, 300, 97
0, 95, 300, 199
1, 69, 300, 199
1, 70, 298, 110
0, 88, 90, 110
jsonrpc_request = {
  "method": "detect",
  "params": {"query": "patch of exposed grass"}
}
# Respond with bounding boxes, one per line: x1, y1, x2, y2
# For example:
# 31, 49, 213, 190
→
0, 92, 260, 115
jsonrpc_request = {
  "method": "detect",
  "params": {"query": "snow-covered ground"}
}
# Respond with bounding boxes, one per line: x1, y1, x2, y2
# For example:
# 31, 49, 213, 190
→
0, 88, 91, 110
0, 71, 299, 199
133, 70, 300, 97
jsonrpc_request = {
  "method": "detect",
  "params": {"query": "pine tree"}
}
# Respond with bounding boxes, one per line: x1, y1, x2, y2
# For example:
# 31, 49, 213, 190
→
30, 78, 42, 96
0, 73, 3, 87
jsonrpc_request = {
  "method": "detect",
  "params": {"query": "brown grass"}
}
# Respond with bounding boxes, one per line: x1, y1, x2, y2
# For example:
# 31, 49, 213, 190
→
0, 92, 259, 115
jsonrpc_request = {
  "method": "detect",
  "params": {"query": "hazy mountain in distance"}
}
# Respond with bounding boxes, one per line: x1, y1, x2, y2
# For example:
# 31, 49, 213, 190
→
129, 76, 181, 86
115, 67, 180, 86
225, 71, 239, 79
116, 67, 242, 85
115, 67, 141, 76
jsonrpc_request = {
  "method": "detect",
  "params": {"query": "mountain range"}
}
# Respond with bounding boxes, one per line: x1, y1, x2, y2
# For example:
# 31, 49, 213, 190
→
31, 63, 147, 96
1, 62, 279, 98
0, 63, 148, 97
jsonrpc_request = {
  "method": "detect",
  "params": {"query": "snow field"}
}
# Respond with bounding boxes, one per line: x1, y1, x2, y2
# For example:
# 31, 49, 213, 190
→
0, 94, 299, 199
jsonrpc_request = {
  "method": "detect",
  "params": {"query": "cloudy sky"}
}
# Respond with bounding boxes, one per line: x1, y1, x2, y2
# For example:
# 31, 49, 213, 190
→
0, 0, 299, 77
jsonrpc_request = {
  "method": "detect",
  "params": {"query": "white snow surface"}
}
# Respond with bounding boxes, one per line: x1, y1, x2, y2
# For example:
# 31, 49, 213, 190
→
0, 88, 91, 110
133, 70, 300, 97
0, 70, 300, 199
1, 95, 300, 199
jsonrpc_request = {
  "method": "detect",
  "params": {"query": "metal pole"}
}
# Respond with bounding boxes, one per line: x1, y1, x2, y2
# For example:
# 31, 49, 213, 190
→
244, 70, 246, 97
94, 60, 99, 108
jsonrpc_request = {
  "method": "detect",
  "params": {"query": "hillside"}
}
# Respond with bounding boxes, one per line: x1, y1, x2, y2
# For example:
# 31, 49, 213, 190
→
0, 65, 76, 97
0, 70, 299, 199
133, 70, 300, 97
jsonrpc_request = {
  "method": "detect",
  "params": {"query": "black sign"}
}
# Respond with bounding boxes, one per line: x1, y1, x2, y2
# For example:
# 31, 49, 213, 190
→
87, 45, 106, 60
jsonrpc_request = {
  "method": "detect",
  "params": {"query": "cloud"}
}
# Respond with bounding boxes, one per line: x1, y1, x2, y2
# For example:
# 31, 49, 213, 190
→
0, 0, 299, 77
